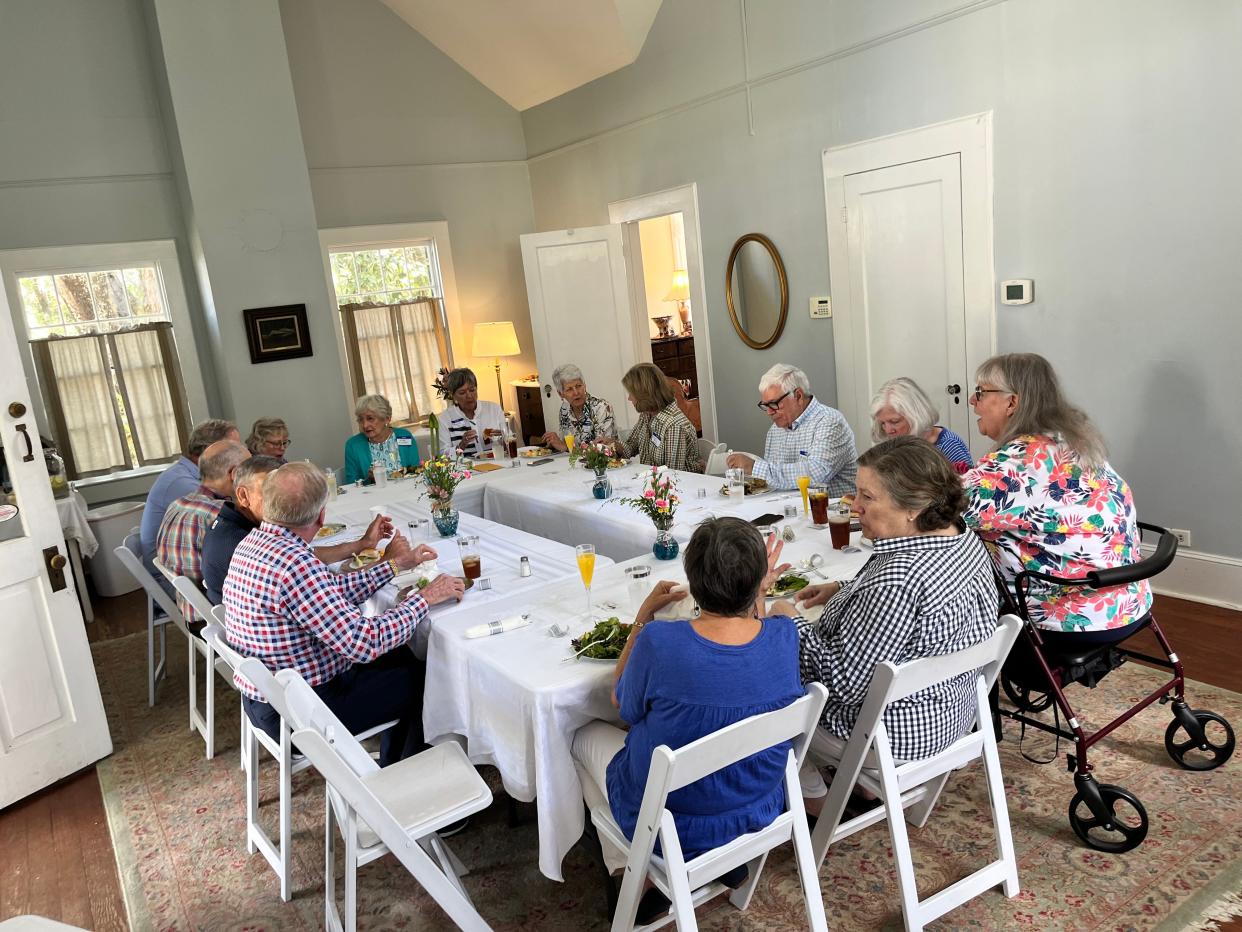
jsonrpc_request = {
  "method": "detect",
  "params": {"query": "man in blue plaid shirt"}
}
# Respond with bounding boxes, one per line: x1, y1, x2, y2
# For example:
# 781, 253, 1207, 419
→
223, 462, 464, 765
727, 364, 858, 496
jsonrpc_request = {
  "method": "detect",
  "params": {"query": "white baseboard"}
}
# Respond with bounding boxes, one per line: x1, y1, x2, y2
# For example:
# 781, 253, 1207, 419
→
1141, 544, 1242, 612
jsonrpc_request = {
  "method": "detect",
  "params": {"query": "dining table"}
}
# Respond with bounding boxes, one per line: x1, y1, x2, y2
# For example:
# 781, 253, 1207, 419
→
323, 455, 870, 881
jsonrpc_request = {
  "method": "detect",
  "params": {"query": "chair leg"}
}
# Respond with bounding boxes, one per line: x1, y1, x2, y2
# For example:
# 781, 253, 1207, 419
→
278, 726, 293, 902
727, 852, 768, 910
344, 815, 359, 932
239, 697, 248, 772
982, 727, 1020, 897
879, 779, 923, 932
147, 612, 157, 708
421, 835, 474, 903
244, 722, 259, 856
325, 797, 342, 932
205, 644, 216, 760
187, 637, 196, 732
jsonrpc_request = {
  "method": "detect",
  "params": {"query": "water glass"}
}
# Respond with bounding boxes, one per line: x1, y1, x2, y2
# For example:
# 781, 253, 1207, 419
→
457, 535, 482, 579
783, 503, 798, 520
373, 465, 389, 488
725, 467, 745, 499
624, 563, 652, 611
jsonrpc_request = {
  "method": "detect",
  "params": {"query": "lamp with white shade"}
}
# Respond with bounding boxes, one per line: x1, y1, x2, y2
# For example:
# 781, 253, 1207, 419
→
664, 268, 692, 335
471, 321, 521, 408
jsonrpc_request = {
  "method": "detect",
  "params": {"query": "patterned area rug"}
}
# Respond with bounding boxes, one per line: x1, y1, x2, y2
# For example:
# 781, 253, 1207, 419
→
92, 631, 1242, 930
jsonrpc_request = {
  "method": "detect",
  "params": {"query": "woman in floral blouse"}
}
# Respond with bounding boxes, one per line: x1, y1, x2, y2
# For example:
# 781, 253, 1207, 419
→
615, 363, 704, 473
963, 353, 1151, 643
540, 363, 617, 450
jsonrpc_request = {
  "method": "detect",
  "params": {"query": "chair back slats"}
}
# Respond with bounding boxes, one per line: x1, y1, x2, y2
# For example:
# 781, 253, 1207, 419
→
114, 532, 182, 622
872, 615, 1022, 706
278, 670, 380, 777
660, 683, 829, 792
202, 622, 243, 672
172, 575, 217, 627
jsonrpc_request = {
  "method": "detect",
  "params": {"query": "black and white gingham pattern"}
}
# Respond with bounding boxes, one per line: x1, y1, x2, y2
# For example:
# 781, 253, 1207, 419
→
795, 528, 998, 760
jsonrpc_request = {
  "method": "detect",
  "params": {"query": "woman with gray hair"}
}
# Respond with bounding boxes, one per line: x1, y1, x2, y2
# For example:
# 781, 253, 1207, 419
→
870, 377, 972, 470
343, 394, 421, 484
245, 416, 292, 462
435, 367, 508, 458
539, 363, 617, 451
963, 352, 1150, 643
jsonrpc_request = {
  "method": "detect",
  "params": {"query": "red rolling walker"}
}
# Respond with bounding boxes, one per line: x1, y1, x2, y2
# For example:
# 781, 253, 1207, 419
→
995, 523, 1235, 852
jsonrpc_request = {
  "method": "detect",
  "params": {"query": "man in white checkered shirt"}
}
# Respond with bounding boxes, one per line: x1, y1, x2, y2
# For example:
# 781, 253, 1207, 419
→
726, 363, 857, 496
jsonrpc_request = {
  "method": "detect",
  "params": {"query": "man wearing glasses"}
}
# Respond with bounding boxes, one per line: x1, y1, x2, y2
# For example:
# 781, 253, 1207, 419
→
725, 364, 857, 496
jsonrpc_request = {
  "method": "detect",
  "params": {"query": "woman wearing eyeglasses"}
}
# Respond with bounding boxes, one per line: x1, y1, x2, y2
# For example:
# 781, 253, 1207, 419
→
245, 416, 291, 463
963, 353, 1151, 644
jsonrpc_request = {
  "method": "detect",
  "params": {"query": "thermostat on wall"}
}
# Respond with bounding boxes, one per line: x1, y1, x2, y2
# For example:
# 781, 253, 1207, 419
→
1001, 280, 1033, 305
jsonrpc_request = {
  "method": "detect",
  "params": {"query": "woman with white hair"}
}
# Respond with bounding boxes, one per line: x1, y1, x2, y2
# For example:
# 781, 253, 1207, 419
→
870, 377, 972, 470
540, 363, 617, 451
343, 394, 421, 484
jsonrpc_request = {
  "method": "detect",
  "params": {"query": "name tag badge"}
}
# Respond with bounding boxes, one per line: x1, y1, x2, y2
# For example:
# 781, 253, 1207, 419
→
650, 433, 662, 448
396, 437, 413, 446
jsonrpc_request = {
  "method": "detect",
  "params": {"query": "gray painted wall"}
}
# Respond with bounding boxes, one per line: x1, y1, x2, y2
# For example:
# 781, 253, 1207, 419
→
522, 0, 1242, 559
280, 0, 538, 413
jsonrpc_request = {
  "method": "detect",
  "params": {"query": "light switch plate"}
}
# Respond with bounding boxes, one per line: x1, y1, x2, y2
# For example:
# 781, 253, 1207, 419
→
810, 296, 832, 318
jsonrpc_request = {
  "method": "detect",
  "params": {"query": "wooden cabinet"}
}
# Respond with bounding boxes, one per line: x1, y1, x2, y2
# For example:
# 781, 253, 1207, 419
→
513, 382, 546, 444
650, 336, 697, 399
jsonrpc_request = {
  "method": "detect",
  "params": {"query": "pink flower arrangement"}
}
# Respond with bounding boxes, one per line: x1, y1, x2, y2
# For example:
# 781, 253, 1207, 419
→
420, 454, 473, 508
618, 465, 680, 529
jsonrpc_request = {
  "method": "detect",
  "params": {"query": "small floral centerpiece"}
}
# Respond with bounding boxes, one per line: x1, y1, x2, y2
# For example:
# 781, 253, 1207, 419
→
619, 465, 681, 558
420, 454, 472, 536
571, 441, 615, 473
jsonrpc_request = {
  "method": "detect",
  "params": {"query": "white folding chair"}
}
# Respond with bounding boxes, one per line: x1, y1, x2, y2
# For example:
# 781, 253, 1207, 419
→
113, 530, 181, 707
201, 613, 256, 776
281, 671, 493, 932
808, 615, 1023, 932
697, 440, 728, 477
593, 683, 830, 932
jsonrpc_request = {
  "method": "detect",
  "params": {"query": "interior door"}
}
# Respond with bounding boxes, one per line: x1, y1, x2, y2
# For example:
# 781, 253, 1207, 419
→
832, 153, 973, 449
520, 226, 640, 437
0, 288, 111, 808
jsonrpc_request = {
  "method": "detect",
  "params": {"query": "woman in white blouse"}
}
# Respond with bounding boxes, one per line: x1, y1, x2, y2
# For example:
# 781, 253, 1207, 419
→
436, 368, 508, 458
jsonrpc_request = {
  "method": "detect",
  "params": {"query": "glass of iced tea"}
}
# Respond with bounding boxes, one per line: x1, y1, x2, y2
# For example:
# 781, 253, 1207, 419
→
809, 486, 830, 525
457, 535, 482, 579
827, 502, 852, 550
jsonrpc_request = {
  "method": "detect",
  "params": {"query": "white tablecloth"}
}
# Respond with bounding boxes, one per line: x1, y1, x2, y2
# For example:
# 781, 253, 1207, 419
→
56, 490, 98, 558
326, 456, 870, 881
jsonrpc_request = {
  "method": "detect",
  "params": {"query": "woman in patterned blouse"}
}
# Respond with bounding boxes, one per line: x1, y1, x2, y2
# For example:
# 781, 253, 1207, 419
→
963, 352, 1152, 641
540, 363, 617, 451
343, 395, 420, 484
614, 363, 703, 473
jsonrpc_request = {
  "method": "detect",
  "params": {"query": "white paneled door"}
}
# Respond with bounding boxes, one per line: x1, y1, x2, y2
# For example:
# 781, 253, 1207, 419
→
520, 226, 642, 437
0, 288, 111, 808
824, 114, 995, 456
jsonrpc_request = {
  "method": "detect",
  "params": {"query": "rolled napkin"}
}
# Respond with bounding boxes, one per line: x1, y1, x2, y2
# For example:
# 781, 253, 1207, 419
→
464, 614, 532, 639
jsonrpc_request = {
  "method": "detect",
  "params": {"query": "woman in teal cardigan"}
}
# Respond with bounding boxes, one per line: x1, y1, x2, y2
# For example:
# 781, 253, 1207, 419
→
343, 394, 421, 484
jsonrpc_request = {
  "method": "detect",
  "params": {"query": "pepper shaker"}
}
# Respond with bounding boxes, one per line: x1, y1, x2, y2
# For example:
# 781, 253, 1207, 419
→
519, 555, 532, 577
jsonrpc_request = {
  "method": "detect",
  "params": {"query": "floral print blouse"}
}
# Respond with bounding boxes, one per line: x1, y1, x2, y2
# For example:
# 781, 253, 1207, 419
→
963, 434, 1152, 633
558, 393, 617, 445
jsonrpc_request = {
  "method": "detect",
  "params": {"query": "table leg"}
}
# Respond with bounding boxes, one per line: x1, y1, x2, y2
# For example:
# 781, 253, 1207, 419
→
67, 537, 94, 623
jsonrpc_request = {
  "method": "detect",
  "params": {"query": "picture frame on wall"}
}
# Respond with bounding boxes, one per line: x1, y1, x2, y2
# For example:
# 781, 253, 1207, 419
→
243, 304, 313, 364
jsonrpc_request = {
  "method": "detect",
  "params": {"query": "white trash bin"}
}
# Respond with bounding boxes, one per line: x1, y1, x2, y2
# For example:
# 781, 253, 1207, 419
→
86, 500, 146, 597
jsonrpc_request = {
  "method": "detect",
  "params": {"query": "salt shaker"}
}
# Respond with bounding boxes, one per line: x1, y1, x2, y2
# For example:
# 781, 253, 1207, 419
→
519, 555, 532, 577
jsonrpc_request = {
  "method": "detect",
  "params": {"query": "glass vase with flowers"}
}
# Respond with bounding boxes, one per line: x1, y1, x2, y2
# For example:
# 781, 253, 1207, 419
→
420, 455, 473, 537
618, 465, 681, 559
573, 442, 616, 499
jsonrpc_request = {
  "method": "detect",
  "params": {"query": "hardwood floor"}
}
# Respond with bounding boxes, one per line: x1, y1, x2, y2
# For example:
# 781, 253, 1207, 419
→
1, 591, 1239, 928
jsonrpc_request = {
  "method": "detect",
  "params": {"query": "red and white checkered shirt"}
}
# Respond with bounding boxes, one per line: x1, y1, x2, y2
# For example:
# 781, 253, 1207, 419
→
155, 485, 226, 621
222, 522, 427, 700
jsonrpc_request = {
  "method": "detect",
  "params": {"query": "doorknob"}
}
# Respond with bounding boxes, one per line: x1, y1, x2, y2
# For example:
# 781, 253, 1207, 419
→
44, 547, 68, 592
946, 384, 962, 405
8, 401, 26, 417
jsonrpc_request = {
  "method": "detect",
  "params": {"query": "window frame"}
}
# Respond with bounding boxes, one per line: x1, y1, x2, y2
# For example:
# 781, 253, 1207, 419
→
319, 222, 466, 428
0, 240, 210, 480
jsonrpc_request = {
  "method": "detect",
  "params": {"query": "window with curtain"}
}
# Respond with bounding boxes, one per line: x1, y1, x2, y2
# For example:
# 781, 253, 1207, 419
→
17, 264, 190, 479
330, 243, 453, 425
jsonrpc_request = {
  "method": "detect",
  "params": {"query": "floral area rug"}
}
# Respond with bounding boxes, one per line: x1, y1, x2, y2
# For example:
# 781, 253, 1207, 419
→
92, 630, 1242, 930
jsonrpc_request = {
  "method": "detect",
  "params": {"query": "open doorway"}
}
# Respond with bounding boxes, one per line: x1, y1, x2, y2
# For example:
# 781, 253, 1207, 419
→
609, 184, 718, 442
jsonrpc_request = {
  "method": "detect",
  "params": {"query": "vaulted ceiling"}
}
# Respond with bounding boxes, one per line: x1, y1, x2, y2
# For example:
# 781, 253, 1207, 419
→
379, 0, 663, 111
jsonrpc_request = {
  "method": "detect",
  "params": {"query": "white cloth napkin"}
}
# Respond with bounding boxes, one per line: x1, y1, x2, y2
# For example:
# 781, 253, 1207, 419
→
464, 614, 532, 639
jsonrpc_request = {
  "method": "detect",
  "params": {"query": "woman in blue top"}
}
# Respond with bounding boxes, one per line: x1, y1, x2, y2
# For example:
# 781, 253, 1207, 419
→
572, 517, 802, 922
343, 394, 420, 484
870, 376, 973, 471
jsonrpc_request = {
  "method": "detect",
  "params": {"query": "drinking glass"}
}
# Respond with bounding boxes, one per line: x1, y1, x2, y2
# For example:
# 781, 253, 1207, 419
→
809, 485, 830, 525
725, 467, 745, 499
624, 563, 652, 611
576, 544, 596, 619
373, 465, 389, 488
796, 465, 811, 517
565, 433, 576, 457
828, 502, 852, 550
457, 535, 482, 579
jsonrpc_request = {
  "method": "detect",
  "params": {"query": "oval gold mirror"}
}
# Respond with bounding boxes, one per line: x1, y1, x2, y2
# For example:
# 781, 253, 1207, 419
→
725, 233, 789, 350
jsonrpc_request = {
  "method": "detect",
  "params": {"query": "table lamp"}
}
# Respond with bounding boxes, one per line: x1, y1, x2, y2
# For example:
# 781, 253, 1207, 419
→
471, 321, 521, 408
664, 268, 692, 335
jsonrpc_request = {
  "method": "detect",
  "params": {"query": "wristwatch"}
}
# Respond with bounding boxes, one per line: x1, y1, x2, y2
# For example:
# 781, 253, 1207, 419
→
387, 558, 401, 577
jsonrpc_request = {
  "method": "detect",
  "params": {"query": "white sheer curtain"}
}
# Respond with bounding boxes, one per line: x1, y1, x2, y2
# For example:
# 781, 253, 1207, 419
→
43, 336, 128, 475
399, 300, 443, 420
353, 306, 411, 419
111, 327, 180, 464
342, 299, 450, 423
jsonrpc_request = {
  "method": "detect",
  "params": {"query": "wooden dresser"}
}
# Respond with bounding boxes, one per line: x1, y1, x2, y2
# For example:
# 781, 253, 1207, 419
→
651, 335, 697, 398
512, 380, 546, 444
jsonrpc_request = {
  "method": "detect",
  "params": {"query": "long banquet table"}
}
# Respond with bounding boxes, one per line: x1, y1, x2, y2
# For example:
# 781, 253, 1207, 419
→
324, 456, 869, 880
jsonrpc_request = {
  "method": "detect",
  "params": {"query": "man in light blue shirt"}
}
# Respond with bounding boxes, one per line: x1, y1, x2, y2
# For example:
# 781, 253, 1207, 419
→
726, 364, 857, 496
140, 418, 238, 582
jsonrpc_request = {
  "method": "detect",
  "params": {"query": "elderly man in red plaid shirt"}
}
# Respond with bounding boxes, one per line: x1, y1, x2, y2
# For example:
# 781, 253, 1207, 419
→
223, 461, 463, 765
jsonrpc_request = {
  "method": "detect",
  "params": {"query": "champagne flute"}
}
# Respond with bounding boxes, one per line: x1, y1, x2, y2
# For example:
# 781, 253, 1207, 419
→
565, 433, 576, 457
576, 544, 596, 620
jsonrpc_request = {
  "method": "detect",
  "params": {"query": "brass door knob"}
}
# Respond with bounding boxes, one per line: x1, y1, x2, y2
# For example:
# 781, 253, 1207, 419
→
49, 554, 67, 570
8, 402, 26, 417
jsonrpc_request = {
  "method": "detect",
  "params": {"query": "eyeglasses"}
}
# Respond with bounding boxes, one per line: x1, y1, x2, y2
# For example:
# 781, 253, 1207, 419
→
757, 391, 791, 412
971, 387, 1010, 403
267, 438, 292, 449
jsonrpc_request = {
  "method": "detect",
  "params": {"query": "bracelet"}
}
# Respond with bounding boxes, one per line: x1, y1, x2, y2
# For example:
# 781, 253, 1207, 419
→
387, 558, 401, 576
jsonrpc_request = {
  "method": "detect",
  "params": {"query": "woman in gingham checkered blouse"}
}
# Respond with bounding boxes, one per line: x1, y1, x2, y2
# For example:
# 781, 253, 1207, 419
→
771, 436, 998, 811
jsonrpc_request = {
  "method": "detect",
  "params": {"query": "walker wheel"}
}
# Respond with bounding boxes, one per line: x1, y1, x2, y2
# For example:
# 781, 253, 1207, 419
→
1068, 784, 1148, 853
1001, 672, 1054, 713
1165, 710, 1235, 771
